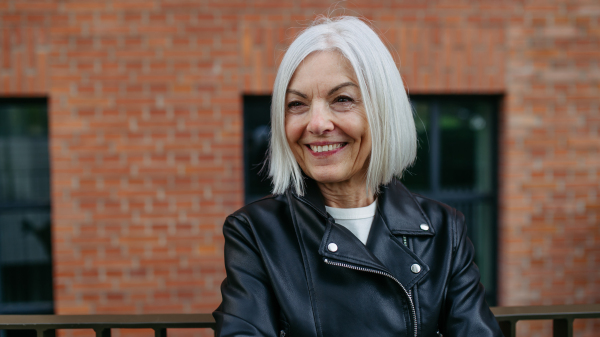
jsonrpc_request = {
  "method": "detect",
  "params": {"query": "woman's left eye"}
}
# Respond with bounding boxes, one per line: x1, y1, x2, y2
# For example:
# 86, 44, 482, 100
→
335, 96, 353, 103
331, 96, 355, 112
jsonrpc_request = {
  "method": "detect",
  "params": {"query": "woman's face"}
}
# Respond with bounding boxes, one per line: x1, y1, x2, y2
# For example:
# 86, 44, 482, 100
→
285, 51, 371, 186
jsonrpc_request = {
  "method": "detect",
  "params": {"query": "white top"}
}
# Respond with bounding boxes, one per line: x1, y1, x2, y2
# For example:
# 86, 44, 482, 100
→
325, 199, 377, 245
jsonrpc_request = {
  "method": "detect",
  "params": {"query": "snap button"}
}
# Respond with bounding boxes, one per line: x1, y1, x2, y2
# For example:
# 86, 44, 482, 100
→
411, 264, 421, 274
420, 224, 429, 231
327, 243, 338, 252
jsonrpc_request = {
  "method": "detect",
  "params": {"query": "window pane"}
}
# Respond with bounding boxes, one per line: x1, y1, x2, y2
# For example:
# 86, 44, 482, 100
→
0, 103, 48, 138
444, 198, 496, 304
402, 101, 430, 190
0, 210, 53, 303
243, 96, 272, 203
0, 102, 50, 204
439, 101, 493, 193
0, 98, 53, 314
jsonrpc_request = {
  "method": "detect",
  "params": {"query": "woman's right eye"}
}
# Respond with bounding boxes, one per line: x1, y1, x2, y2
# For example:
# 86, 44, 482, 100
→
287, 101, 308, 113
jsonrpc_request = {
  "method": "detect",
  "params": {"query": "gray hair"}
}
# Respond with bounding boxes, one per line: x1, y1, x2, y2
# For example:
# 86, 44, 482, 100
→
268, 16, 417, 196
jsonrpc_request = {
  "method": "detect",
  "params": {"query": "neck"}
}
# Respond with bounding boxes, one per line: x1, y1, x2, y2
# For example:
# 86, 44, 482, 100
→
317, 177, 375, 208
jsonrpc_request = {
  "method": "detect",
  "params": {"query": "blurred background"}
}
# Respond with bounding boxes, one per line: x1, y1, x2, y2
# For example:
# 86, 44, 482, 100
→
0, 0, 598, 336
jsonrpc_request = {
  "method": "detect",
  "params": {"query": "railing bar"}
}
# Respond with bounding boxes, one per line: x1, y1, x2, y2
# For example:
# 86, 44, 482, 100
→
154, 328, 166, 337
37, 329, 56, 337
0, 313, 218, 327
498, 319, 516, 337
95, 328, 111, 337
553, 318, 573, 337
0, 324, 217, 329
493, 312, 600, 321
491, 304, 600, 317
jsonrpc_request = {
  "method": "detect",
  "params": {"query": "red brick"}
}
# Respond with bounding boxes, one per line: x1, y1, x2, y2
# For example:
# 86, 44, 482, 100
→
14, 1, 58, 11
63, 2, 106, 11
112, 1, 157, 10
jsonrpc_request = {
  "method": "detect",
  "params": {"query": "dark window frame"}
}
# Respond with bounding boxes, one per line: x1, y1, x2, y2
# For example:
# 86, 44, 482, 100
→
243, 95, 273, 204
0, 97, 54, 315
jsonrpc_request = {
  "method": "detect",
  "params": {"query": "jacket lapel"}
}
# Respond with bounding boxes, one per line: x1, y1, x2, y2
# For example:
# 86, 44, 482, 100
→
377, 181, 435, 236
291, 178, 432, 289
365, 210, 428, 290
291, 178, 390, 272
318, 218, 388, 272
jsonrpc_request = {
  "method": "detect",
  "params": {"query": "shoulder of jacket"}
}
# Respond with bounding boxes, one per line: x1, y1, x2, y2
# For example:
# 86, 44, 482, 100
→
410, 193, 455, 214
228, 194, 289, 226
410, 192, 464, 248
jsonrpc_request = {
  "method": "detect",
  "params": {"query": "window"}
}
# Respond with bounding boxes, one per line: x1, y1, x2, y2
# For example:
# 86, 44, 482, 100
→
243, 95, 499, 305
243, 96, 272, 204
0, 98, 53, 315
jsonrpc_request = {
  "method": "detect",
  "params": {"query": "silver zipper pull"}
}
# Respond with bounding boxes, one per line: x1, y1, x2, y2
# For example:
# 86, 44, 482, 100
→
279, 330, 286, 337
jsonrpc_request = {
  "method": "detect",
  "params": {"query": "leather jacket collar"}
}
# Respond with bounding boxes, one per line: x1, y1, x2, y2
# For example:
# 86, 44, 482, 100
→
290, 177, 436, 236
288, 177, 434, 291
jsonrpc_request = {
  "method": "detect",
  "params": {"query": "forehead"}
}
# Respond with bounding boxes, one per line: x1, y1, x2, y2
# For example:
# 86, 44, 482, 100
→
288, 50, 358, 89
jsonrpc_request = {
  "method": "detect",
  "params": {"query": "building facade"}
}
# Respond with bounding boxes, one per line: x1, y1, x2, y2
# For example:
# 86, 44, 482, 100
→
0, 0, 599, 336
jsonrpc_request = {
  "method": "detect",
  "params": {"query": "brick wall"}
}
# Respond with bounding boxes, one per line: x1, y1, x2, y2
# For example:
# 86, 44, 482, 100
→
501, 1, 600, 335
1, 1, 598, 336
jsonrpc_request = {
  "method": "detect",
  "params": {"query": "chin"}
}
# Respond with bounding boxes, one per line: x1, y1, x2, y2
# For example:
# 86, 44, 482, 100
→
306, 170, 347, 184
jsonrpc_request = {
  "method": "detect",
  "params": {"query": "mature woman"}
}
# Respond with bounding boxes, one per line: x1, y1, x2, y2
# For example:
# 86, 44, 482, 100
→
214, 16, 502, 337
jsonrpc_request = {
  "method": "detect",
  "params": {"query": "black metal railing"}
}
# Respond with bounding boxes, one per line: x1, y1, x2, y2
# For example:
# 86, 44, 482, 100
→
492, 304, 600, 337
0, 304, 599, 337
0, 314, 215, 337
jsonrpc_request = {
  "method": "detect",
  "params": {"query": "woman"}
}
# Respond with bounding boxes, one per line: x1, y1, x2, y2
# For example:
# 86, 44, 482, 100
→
214, 16, 502, 337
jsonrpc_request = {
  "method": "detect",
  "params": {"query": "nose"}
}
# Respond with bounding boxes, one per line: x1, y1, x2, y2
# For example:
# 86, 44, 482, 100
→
307, 101, 334, 135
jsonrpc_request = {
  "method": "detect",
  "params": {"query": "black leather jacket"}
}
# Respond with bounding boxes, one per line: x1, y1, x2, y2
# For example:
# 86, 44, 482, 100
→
214, 179, 503, 337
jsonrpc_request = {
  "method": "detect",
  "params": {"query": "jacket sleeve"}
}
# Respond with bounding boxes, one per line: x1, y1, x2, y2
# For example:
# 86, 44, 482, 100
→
441, 209, 503, 337
213, 215, 280, 337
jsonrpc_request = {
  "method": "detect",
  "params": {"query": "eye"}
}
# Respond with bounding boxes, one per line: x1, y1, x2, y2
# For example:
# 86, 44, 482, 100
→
286, 100, 309, 114
287, 101, 304, 108
335, 96, 354, 103
331, 96, 355, 112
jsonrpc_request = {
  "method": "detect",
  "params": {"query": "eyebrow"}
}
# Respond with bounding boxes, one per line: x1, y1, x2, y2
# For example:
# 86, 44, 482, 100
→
327, 82, 358, 96
286, 82, 358, 99
286, 89, 307, 99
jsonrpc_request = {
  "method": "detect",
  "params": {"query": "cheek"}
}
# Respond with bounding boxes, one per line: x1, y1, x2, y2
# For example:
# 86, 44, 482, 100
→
351, 116, 371, 158
346, 116, 370, 144
284, 118, 303, 148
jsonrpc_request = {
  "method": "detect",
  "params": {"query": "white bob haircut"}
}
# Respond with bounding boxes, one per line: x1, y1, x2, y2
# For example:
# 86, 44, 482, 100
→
268, 16, 417, 196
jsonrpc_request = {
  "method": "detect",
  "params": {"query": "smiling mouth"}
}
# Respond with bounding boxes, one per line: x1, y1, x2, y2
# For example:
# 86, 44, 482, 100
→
306, 143, 347, 153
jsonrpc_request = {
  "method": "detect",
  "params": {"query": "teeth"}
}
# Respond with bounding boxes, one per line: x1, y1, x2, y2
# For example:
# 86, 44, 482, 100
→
310, 143, 343, 153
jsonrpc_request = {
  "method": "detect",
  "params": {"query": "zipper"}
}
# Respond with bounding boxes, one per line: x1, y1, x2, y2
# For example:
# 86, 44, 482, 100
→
323, 258, 418, 337
402, 236, 414, 327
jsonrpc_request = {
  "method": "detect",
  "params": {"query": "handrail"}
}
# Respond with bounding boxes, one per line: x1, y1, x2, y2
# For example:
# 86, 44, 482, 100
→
0, 304, 598, 337
491, 304, 600, 337
0, 314, 216, 337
